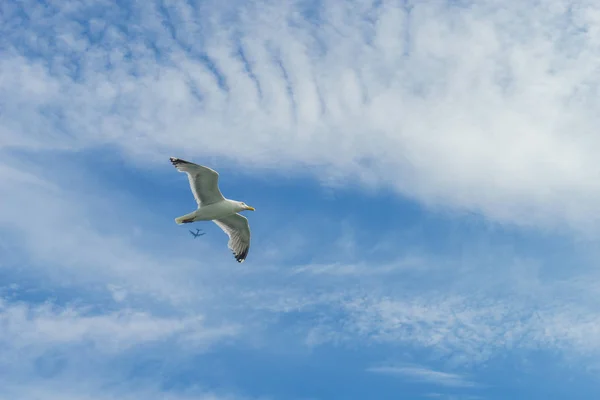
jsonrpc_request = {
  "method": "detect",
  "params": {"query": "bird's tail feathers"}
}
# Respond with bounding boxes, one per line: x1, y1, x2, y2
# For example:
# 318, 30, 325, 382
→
175, 211, 197, 224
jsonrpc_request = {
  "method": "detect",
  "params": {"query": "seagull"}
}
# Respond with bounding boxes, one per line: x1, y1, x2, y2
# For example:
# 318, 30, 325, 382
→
170, 157, 255, 263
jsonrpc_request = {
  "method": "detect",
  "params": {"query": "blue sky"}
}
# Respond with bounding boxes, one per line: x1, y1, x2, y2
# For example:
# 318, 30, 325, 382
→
3, 0, 600, 399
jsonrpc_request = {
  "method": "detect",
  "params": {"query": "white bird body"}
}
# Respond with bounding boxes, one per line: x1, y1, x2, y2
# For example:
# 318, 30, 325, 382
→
175, 199, 240, 223
170, 157, 255, 263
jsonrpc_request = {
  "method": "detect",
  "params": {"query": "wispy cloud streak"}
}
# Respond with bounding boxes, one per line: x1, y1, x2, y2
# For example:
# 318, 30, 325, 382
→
367, 365, 476, 388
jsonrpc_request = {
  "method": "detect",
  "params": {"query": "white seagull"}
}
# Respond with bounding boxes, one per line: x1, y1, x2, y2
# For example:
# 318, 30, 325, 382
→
170, 157, 255, 263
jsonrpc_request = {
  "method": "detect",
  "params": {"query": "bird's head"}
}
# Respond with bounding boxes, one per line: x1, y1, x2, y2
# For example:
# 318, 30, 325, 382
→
238, 201, 255, 212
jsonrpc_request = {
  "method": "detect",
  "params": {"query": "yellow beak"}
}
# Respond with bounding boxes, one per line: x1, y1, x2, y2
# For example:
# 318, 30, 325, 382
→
246, 206, 255, 211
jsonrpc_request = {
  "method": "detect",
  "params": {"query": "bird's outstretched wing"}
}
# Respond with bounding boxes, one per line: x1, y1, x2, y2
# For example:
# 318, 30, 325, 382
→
213, 213, 251, 263
170, 157, 225, 206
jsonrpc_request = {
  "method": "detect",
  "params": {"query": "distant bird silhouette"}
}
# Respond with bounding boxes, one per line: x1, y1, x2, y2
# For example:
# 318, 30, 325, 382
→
189, 228, 206, 238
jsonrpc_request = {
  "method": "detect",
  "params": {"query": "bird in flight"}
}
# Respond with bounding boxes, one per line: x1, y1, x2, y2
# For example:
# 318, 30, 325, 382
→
170, 157, 255, 263
189, 228, 205, 238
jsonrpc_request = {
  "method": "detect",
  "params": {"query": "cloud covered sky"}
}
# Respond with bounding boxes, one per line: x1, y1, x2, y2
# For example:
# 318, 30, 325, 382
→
3, 0, 600, 399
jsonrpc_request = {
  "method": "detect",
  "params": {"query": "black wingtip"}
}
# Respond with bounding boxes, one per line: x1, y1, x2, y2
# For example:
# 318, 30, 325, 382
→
170, 157, 194, 167
234, 248, 249, 263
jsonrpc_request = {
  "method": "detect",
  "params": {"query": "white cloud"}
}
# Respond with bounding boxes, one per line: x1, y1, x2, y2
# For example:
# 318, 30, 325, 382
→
3, 0, 600, 230
321, 282, 600, 365
0, 378, 253, 400
0, 167, 183, 302
0, 298, 238, 352
0, 296, 241, 400
367, 365, 476, 388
